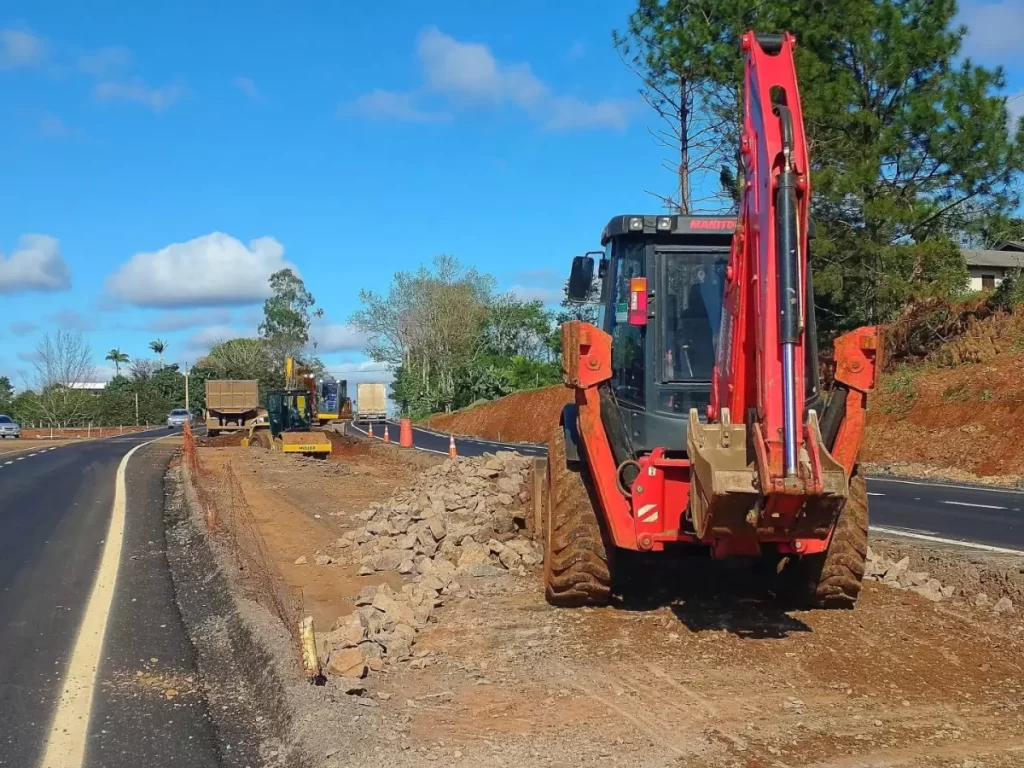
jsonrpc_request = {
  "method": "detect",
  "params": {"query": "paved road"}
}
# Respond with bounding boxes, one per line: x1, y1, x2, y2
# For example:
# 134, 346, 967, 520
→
352, 420, 1024, 553
0, 429, 232, 768
349, 419, 547, 459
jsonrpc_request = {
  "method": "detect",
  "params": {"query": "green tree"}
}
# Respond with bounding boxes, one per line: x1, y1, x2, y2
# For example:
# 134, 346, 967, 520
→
105, 348, 130, 376
0, 376, 13, 412
259, 268, 322, 368
616, 0, 1024, 335
149, 339, 167, 366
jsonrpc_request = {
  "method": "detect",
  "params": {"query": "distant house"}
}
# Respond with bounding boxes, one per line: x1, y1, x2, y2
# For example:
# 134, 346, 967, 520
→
961, 242, 1024, 291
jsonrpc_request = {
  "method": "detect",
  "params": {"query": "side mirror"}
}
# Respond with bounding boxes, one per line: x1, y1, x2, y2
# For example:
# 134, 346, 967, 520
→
567, 256, 595, 302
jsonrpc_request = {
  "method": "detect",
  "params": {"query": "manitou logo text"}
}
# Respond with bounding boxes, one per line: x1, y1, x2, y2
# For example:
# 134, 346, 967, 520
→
689, 219, 736, 230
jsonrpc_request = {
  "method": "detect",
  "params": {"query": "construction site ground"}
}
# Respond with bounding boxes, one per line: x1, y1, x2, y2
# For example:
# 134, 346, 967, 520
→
183, 436, 1024, 768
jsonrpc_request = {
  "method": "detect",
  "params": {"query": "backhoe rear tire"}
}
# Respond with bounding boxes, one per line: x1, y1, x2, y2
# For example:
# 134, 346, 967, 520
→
249, 431, 271, 450
795, 467, 869, 608
543, 425, 612, 607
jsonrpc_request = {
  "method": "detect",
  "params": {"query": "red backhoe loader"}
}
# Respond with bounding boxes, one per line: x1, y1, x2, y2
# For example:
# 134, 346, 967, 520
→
546, 31, 880, 609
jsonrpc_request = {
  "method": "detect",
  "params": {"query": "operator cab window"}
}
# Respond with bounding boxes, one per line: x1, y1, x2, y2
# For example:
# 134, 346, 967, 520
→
662, 253, 727, 382
607, 240, 646, 407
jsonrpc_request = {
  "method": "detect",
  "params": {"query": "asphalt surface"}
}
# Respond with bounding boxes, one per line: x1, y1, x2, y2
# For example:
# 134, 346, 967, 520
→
0, 429, 222, 768
352, 420, 1024, 553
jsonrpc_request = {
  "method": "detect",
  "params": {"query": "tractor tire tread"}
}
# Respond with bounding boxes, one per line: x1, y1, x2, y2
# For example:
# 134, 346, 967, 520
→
543, 425, 611, 608
803, 469, 869, 609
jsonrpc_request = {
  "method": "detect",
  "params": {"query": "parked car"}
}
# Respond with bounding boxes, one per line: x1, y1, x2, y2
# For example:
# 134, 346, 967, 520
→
0, 414, 20, 439
166, 409, 191, 429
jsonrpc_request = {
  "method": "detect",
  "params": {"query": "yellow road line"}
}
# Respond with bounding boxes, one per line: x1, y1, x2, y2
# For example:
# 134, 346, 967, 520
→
39, 437, 161, 768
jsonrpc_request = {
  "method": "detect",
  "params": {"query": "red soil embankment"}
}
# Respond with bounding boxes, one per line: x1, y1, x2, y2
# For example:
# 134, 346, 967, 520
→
420, 386, 571, 444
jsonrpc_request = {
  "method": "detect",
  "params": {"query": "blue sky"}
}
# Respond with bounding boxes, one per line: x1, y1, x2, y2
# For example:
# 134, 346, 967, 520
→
1, 0, 1022, 388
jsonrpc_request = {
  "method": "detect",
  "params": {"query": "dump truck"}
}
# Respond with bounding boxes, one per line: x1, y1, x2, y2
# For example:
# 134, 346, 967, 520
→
545, 32, 879, 610
356, 382, 387, 423
204, 379, 260, 437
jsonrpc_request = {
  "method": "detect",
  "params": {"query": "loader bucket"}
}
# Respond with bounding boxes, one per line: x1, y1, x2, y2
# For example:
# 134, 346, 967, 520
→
687, 408, 849, 542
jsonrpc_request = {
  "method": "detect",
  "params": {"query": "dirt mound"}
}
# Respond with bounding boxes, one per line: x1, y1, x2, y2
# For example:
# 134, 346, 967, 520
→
863, 330, 1024, 479
421, 386, 571, 444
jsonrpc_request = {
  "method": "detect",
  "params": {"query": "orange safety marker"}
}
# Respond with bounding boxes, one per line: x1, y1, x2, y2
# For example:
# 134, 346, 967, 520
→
448, 435, 457, 458
367, 422, 374, 438
399, 418, 413, 448
382, 425, 391, 443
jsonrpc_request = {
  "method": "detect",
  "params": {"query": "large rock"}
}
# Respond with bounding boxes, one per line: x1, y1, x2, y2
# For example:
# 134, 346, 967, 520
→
428, 516, 447, 541
326, 647, 368, 678
376, 550, 407, 572
496, 477, 520, 495
457, 540, 493, 571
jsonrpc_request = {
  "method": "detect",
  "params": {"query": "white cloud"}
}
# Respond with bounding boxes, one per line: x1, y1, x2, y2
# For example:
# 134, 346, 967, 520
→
0, 235, 72, 294
350, 89, 450, 122
546, 96, 633, 132
93, 78, 185, 112
17, 350, 41, 363
0, 28, 48, 70
566, 42, 586, 61
311, 322, 366, 353
149, 309, 232, 332
106, 232, 296, 308
233, 76, 261, 101
348, 26, 633, 132
78, 46, 132, 75
187, 325, 257, 351
10, 321, 37, 337
960, 1, 1024, 60
508, 285, 564, 303
417, 26, 548, 108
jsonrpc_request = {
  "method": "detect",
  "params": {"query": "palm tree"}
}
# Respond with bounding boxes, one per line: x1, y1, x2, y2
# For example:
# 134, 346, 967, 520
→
106, 348, 130, 376
149, 339, 167, 367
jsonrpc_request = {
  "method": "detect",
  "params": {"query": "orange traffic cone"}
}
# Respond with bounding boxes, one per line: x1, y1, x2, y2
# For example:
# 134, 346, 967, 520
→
367, 422, 374, 438
399, 418, 413, 448
448, 435, 457, 458
383, 425, 391, 443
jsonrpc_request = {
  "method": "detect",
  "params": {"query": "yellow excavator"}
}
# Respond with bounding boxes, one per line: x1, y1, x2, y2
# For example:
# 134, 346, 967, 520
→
287, 357, 353, 425
240, 358, 332, 456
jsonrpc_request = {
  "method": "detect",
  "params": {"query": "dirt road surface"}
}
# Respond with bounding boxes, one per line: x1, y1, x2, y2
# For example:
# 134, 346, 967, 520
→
191, 441, 1024, 768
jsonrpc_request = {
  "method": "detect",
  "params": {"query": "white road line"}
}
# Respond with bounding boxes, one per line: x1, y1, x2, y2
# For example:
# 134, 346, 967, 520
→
3, 461, 11, 465
871, 525, 1024, 555
867, 475, 1024, 496
15, 457, 23, 461
867, 492, 884, 496
941, 500, 1008, 511
28, 453, 37, 457
39, 437, 160, 768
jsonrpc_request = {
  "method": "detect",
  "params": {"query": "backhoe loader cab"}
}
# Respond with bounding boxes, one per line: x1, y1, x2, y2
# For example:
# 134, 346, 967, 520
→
567, 214, 825, 456
242, 389, 332, 457
568, 215, 736, 456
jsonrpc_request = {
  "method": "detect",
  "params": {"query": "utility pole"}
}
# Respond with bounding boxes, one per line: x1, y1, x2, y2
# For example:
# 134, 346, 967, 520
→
184, 362, 190, 411
135, 391, 139, 426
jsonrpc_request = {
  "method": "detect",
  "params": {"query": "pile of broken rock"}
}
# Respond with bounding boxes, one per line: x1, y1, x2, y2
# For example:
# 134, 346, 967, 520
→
321, 452, 544, 686
865, 547, 1014, 614
319, 582, 438, 681
338, 452, 542, 580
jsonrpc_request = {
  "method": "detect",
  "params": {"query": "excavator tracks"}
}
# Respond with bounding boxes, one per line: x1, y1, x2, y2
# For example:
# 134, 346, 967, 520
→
798, 468, 869, 608
543, 426, 612, 607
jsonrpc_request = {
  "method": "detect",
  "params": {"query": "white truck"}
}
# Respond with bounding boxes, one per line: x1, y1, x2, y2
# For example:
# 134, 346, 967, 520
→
356, 382, 388, 423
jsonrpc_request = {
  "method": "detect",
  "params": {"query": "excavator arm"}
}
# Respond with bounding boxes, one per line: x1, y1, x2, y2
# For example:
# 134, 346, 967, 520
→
687, 32, 879, 547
